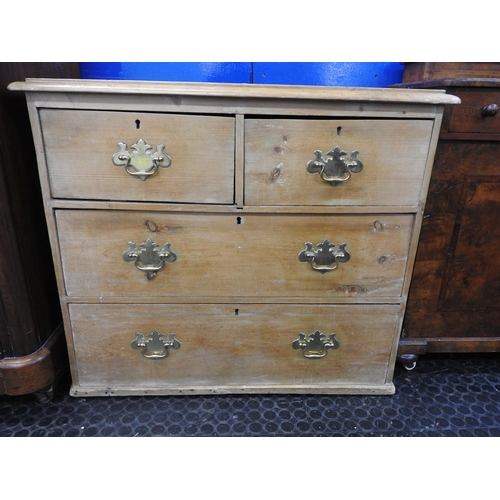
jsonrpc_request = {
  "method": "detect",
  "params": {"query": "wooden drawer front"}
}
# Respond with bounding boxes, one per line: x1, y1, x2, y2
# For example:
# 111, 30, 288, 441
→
68, 303, 400, 392
40, 109, 235, 203
244, 118, 434, 206
448, 90, 500, 135
56, 210, 413, 299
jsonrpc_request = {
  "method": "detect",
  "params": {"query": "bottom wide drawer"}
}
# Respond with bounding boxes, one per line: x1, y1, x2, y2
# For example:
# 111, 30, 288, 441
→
68, 303, 401, 395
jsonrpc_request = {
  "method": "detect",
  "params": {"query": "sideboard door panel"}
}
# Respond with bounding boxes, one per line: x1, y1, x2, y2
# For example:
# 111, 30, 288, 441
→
441, 178, 500, 309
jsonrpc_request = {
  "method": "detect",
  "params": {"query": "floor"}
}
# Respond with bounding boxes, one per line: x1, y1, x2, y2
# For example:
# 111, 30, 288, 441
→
2, 352, 500, 437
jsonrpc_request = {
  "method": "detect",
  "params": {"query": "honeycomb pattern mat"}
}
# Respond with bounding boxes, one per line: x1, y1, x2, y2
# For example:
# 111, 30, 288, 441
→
2, 353, 500, 437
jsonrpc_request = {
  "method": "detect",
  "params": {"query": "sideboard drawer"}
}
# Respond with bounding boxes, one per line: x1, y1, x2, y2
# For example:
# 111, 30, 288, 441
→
68, 303, 401, 395
40, 109, 235, 203
56, 210, 414, 299
447, 89, 500, 136
244, 118, 434, 206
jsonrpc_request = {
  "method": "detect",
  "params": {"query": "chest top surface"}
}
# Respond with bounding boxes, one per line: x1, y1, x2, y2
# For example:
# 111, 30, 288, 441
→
8, 78, 460, 104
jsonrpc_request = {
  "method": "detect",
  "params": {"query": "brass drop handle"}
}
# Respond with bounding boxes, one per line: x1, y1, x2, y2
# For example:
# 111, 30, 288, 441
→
292, 330, 339, 358
298, 240, 350, 274
482, 104, 499, 117
131, 330, 181, 359
122, 238, 177, 278
112, 139, 172, 181
307, 146, 363, 187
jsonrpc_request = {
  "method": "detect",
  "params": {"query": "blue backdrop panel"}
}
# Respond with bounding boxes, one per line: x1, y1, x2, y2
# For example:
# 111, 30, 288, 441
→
79, 62, 253, 83
253, 62, 404, 87
80, 62, 404, 87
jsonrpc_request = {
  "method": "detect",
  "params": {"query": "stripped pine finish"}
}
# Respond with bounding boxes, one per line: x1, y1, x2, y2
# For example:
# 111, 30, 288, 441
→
9, 79, 459, 395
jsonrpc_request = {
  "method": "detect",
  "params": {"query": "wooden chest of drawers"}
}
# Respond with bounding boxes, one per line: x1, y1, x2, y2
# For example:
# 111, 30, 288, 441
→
9, 79, 458, 395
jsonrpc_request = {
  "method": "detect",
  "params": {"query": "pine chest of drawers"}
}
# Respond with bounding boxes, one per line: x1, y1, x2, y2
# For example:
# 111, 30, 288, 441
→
9, 79, 459, 396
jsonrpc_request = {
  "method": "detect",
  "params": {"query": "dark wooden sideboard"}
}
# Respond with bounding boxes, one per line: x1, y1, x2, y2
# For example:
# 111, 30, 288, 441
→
0, 63, 80, 398
394, 75, 500, 368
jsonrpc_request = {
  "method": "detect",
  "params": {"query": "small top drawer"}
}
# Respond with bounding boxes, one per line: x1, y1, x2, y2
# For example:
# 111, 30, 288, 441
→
244, 118, 434, 207
40, 109, 235, 204
447, 89, 500, 135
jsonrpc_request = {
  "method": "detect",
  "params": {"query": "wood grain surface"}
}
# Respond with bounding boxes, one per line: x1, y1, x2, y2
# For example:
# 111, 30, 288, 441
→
244, 118, 434, 206
68, 303, 400, 393
403, 141, 500, 344
41, 109, 235, 203
55, 210, 414, 299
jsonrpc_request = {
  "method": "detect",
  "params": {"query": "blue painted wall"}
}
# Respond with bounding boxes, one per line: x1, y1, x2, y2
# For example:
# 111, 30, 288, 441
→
253, 62, 404, 87
79, 62, 253, 83
79, 62, 404, 87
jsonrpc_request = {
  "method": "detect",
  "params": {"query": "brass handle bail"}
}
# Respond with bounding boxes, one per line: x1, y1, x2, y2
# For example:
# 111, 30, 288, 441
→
292, 330, 339, 358
112, 139, 172, 181
298, 240, 350, 274
307, 146, 363, 187
122, 238, 177, 278
131, 330, 181, 359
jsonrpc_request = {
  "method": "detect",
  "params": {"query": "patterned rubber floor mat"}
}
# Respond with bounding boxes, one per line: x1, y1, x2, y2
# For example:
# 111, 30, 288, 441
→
2, 353, 500, 436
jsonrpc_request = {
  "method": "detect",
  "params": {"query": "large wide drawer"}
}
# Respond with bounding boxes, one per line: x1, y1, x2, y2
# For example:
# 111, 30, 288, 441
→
68, 303, 400, 394
56, 210, 414, 299
244, 118, 434, 206
40, 109, 235, 203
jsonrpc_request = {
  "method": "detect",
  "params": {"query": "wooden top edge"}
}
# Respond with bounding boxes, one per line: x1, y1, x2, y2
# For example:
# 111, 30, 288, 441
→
393, 78, 500, 89
7, 78, 461, 105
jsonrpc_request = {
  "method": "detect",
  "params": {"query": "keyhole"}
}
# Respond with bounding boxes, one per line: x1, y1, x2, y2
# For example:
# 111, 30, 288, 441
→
135, 119, 141, 129
337, 126, 342, 137
236, 217, 242, 224
235, 309, 239, 316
